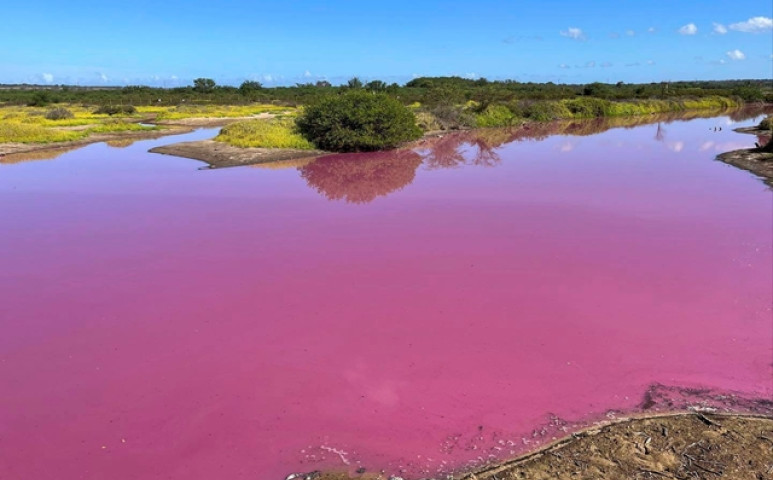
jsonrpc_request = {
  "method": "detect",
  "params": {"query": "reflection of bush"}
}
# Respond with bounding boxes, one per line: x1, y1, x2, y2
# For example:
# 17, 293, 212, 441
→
299, 150, 422, 203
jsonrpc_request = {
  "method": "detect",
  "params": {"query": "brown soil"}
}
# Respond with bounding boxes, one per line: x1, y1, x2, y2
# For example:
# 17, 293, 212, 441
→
148, 139, 326, 168
717, 148, 773, 187
308, 413, 772, 480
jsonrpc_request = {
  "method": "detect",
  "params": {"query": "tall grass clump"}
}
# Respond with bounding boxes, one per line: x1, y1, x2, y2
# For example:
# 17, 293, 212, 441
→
45, 107, 74, 120
216, 118, 314, 149
296, 91, 422, 152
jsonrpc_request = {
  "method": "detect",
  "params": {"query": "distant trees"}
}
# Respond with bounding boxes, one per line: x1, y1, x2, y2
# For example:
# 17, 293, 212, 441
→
192, 78, 216, 93
346, 77, 363, 89
239, 80, 262, 94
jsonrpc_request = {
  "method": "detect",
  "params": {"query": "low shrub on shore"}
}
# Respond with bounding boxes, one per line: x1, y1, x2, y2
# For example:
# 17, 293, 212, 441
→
296, 91, 422, 152
216, 118, 314, 149
94, 105, 137, 116
758, 116, 772, 130
45, 107, 74, 120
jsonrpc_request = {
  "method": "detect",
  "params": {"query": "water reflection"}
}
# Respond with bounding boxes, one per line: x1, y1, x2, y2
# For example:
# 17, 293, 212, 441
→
299, 150, 423, 204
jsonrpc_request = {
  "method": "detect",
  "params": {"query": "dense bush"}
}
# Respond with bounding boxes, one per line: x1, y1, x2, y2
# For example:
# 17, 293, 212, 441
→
475, 105, 518, 127
759, 116, 772, 130
295, 91, 422, 152
94, 105, 137, 115
45, 107, 74, 120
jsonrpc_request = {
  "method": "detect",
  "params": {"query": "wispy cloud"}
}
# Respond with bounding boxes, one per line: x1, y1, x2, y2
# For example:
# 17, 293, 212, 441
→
678, 23, 698, 35
726, 49, 745, 60
609, 32, 620, 39
559, 63, 571, 69
560, 27, 586, 41
712, 23, 727, 34
647, 27, 656, 33
626, 30, 635, 36
601, 61, 613, 68
42, 73, 54, 83
729, 16, 772, 33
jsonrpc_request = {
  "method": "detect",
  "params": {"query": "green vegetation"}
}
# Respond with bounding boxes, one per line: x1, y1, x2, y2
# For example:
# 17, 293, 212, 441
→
295, 91, 422, 152
94, 105, 137, 115
1, 76, 770, 149
0, 122, 87, 143
758, 115, 772, 130
216, 118, 314, 149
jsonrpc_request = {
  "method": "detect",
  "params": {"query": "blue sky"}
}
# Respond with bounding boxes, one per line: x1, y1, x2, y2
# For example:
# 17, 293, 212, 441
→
1, 0, 771, 86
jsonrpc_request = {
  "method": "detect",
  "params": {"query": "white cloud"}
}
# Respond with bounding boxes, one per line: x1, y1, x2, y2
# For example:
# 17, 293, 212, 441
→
464, 72, 478, 79
585, 60, 596, 68
712, 23, 727, 34
42, 73, 54, 83
303, 70, 312, 78
726, 49, 745, 60
678, 23, 698, 35
559, 63, 570, 69
626, 29, 635, 36
560, 27, 585, 40
729, 16, 772, 33
609, 32, 620, 39
647, 27, 656, 33
99, 72, 108, 82
646, 60, 655, 65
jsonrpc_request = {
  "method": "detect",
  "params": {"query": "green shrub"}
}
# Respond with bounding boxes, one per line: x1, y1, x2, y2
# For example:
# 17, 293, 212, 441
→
561, 97, 611, 118
295, 91, 422, 152
27, 91, 52, 107
512, 100, 572, 122
94, 105, 137, 116
45, 107, 74, 120
475, 105, 518, 127
759, 116, 772, 131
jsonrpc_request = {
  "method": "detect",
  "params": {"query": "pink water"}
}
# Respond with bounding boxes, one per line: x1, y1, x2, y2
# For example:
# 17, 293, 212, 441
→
1, 112, 771, 479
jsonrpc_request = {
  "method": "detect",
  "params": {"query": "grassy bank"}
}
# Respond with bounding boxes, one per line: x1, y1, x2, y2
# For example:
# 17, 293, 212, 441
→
215, 117, 313, 149
212, 96, 747, 150
468, 95, 741, 128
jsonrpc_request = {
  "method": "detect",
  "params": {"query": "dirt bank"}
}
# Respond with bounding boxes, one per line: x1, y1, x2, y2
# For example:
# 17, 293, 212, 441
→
308, 413, 772, 480
0, 125, 194, 159
149, 139, 326, 168
717, 148, 773, 187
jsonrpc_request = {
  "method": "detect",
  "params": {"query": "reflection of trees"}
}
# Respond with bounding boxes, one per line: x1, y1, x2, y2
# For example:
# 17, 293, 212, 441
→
299, 150, 423, 203
416, 129, 513, 169
655, 123, 665, 142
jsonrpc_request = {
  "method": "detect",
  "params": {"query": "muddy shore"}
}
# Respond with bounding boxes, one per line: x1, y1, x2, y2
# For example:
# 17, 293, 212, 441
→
716, 125, 773, 186
149, 139, 326, 168
308, 413, 772, 480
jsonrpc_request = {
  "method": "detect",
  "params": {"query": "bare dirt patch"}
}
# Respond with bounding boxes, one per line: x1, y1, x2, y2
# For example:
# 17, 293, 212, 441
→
307, 414, 772, 480
717, 148, 773, 187
149, 139, 326, 168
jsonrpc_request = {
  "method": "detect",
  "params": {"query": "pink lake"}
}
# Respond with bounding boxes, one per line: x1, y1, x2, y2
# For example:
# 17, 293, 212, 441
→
1, 111, 771, 479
